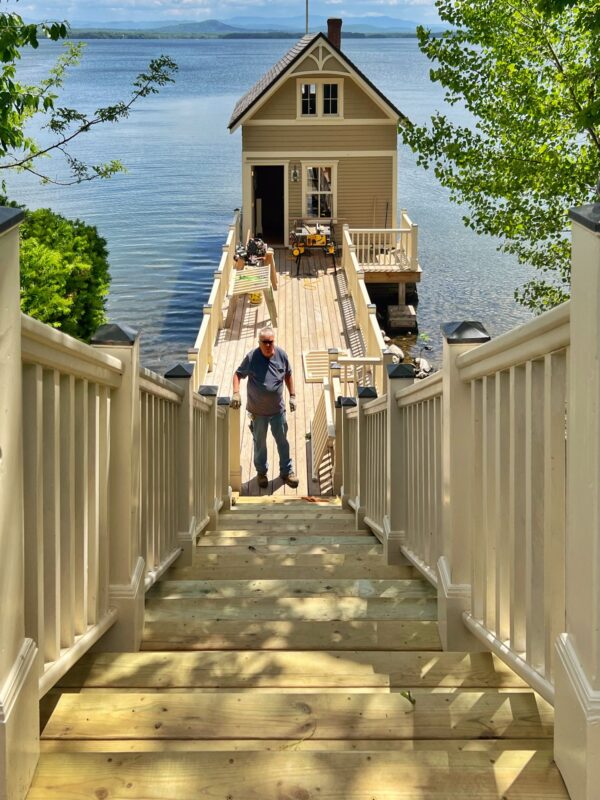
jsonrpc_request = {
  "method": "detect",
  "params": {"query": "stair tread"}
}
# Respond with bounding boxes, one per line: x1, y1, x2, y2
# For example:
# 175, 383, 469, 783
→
42, 689, 554, 741
148, 578, 435, 600
141, 619, 441, 650
197, 535, 376, 546
58, 651, 527, 689
30, 749, 568, 799
194, 544, 382, 556
169, 561, 417, 580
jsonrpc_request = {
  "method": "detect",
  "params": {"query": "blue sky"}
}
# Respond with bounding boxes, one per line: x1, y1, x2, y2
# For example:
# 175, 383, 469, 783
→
11, 0, 440, 25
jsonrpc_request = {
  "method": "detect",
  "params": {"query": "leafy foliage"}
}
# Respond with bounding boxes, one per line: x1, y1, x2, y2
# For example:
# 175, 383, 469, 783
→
0, 5, 177, 186
401, 0, 600, 313
20, 207, 110, 339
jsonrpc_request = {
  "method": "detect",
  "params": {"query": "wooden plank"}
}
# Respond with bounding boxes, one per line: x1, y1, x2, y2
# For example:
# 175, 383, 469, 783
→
42, 689, 553, 741
141, 619, 441, 650
144, 595, 438, 622
148, 578, 435, 600
219, 509, 356, 519
169, 558, 417, 581
195, 535, 378, 547
58, 650, 527, 690
215, 520, 362, 532
192, 544, 383, 557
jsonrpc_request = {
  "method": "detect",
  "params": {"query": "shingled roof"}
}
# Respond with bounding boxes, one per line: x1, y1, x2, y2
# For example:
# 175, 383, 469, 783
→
228, 32, 406, 131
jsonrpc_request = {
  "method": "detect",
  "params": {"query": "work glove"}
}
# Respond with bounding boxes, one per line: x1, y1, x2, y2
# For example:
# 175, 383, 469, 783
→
230, 392, 241, 410
289, 395, 297, 413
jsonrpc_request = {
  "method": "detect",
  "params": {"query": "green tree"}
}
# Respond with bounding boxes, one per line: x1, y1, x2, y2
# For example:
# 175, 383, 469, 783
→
20, 207, 110, 339
0, 5, 177, 186
401, 0, 600, 313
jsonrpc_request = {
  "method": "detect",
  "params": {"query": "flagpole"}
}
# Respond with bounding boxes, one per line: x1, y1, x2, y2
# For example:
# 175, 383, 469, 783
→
306, 0, 309, 34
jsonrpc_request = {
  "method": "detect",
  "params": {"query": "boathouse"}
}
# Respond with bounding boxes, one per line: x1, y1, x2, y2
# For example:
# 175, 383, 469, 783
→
229, 19, 421, 320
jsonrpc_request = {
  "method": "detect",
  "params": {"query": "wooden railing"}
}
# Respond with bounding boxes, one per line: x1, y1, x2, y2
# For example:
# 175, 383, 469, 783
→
396, 372, 443, 585
347, 210, 418, 271
311, 378, 336, 481
15, 311, 234, 700
362, 395, 388, 538
190, 209, 242, 385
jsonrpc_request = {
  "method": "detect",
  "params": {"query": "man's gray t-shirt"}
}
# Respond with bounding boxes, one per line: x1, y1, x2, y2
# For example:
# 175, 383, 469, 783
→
236, 346, 291, 416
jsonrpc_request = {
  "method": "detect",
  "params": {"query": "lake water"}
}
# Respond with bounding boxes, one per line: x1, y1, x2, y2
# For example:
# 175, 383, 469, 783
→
6, 38, 533, 370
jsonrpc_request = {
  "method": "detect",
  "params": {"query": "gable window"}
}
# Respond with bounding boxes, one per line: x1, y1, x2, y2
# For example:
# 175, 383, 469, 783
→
304, 165, 335, 219
323, 83, 338, 115
297, 79, 343, 119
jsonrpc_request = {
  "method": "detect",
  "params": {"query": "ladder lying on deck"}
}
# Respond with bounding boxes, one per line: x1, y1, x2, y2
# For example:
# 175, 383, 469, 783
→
33, 500, 568, 799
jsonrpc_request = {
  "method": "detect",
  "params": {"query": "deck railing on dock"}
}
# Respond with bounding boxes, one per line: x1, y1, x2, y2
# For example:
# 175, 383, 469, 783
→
347, 210, 419, 272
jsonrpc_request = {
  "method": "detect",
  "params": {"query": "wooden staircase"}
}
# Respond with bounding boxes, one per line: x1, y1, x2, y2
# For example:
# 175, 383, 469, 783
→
31, 499, 568, 798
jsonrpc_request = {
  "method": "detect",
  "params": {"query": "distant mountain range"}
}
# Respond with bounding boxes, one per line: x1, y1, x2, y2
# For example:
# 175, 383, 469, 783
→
68, 15, 446, 35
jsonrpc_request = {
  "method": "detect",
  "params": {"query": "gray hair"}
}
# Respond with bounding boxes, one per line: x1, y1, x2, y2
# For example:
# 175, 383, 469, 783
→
258, 326, 275, 340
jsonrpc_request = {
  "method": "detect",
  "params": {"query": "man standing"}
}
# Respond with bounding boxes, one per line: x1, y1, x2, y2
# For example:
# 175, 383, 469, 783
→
231, 326, 299, 489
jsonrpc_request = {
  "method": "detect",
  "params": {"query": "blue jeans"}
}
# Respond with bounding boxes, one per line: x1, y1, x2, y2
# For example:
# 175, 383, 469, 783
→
251, 411, 293, 476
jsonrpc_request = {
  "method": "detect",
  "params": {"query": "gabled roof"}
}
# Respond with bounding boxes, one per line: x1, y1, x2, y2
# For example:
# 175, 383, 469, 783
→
228, 32, 407, 131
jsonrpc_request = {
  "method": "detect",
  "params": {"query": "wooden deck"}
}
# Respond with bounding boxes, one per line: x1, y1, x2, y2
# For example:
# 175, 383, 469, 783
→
209, 248, 363, 497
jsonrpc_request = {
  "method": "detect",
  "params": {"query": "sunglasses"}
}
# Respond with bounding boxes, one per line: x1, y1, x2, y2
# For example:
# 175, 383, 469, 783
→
260, 339, 275, 345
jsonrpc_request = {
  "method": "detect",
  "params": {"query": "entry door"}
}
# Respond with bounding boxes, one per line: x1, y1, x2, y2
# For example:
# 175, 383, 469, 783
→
253, 165, 284, 245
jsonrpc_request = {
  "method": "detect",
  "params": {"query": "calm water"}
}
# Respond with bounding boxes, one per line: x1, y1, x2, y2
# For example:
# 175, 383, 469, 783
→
6, 38, 533, 369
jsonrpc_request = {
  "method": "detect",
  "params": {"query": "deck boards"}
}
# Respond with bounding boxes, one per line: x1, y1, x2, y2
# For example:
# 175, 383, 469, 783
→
209, 249, 358, 497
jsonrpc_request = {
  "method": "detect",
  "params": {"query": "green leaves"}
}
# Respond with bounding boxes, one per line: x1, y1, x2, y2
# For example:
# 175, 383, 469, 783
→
401, 0, 600, 313
0, 11, 178, 187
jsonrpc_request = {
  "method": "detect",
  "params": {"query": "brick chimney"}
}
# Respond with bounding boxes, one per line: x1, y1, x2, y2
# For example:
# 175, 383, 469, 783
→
327, 18, 342, 49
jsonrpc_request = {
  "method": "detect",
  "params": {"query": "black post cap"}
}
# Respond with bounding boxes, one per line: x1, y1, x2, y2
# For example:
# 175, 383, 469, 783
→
569, 204, 600, 233
357, 386, 378, 400
164, 363, 194, 379
218, 396, 231, 405
335, 396, 358, 408
198, 385, 219, 397
386, 363, 416, 379
91, 323, 139, 345
441, 321, 491, 344
0, 207, 25, 235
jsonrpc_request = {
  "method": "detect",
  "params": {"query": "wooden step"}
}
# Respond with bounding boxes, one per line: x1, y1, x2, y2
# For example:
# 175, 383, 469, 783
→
169, 555, 417, 581
141, 619, 441, 650
148, 578, 435, 600
197, 530, 380, 552
42, 689, 553, 741
58, 651, 527, 690
215, 520, 362, 532
193, 543, 383, 557
29, 749, 569, 798
220, 509, 354, 519
144, 595, 438, 622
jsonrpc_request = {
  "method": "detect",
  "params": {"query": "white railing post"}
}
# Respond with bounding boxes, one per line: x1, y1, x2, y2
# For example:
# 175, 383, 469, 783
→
90, 324, 144, 651
164, 363, 195, 568
330, 358, 343, 495
385, 362, 416, 565
199, 386, 219, 529
218, 397, 233, 511
437, 321, 491, 651
0, 208, 39, 800
356, 386, 377, 529
555, 203, 600, 800
340, 397, 357, 508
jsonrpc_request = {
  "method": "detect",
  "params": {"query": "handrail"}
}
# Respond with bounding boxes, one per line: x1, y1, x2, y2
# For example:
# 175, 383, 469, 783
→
139, 367, 185, 404
21, 313, 123, 386
396, 371, 442, 406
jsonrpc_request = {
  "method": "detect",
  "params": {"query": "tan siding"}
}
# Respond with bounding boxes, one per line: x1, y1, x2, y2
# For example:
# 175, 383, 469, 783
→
321, 55, 349, 74
345, 79, 389, 119
253, 80, 297, 121
289, 179, 303, 222
243, 124, 397, 151
337, 157, 394, 228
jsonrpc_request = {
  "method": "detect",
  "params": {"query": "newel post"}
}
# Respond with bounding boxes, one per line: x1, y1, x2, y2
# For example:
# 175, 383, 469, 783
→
438, 320, 491, 651
385, 362, 416, 565
554, 203, 600, 800
356, 386, 377, 529
199, 386, 219, 530
165, 363, 195, 567
90, 323, 144, 651
339, 397, 357, 509
0, 208, 40, 800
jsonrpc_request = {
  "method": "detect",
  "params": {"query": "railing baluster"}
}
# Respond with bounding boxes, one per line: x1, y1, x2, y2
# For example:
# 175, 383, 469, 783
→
87, 382, 100, 626
482, 375, 497, 631
495, 371, 510, 642
509, 365, 527, 653
42, 369, 61, 663
470, 379, 484, 622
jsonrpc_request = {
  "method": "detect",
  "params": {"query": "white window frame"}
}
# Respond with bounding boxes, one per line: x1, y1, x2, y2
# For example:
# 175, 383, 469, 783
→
296, 79, 344, 120
301, 161, 338, 221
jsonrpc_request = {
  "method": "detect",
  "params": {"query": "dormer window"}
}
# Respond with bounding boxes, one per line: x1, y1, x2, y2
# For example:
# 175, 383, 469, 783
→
298, 79, 343, 119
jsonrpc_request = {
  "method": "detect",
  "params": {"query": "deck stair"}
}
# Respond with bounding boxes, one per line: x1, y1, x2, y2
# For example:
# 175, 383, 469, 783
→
31, 499, 568, 798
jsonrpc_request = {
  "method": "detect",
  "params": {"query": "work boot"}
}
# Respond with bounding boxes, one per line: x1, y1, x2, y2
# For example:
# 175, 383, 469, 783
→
280, 471, 299, 488
257, 473, 269, 489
